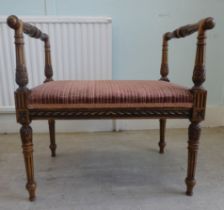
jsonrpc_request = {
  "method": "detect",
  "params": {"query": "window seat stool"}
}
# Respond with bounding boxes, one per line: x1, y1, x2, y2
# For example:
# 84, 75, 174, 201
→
7, 15, 215, 201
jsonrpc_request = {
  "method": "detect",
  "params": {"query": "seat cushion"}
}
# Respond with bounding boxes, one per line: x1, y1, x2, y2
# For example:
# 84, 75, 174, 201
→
29, 80, 193, 109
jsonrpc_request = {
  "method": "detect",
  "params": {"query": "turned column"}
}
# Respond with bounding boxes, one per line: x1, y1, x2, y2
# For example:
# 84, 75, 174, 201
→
160, 34, 170, 82
160, 17, 214, 195
185, 18, 214, 195
44, 37, 53, 82
158, 34, 170, 153
7, 15, 36, 201
186, 122, 201, 195
20, 124, 36, 201
159, 119, 166, 154
43, 32, 55, 156
48, 119, 57, 157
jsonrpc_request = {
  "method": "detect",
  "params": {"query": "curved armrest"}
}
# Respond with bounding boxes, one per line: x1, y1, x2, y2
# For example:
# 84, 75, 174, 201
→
7, 15, 53, 90
164, 17, 214, 41
160, 17, 215, 87
7, 15, 49, 41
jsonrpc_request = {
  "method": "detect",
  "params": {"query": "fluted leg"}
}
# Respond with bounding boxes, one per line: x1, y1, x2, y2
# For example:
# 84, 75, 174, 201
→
159, 119, 166, 154
20, 124, 36, 201
48, 119, 56, 157
185, 122, 201, 196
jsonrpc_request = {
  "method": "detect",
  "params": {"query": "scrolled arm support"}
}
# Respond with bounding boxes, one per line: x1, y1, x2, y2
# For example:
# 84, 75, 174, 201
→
192, 18, 214, 90
7, 15, 53, 86
7, 15, 48, 41
23, 23, 48, 41
164, 17, 215, 41
7, 15, 28, 89
160, 17, 215, 83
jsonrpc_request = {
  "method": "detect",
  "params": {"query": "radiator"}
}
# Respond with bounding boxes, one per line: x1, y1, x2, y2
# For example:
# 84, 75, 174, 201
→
0, 16, 112, 111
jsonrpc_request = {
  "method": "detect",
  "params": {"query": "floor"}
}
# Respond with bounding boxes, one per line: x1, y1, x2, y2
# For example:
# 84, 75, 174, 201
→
0, 127, 224, 210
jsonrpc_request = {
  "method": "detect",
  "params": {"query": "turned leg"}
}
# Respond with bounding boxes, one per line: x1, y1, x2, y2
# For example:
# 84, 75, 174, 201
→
159, 119, 166, 154
48, 119, 56, 157
20, 124, 36, 201
185, 122, 201, 196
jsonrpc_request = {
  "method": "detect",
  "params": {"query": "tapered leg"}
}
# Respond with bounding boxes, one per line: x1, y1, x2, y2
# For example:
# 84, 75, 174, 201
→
20, 124, 36, 201
185, 122, 201, 196
159, 119, 166, 154
48, 119, 56, 157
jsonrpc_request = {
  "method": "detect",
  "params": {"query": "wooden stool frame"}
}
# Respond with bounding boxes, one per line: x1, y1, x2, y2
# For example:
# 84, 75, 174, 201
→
7, 15, 215, 201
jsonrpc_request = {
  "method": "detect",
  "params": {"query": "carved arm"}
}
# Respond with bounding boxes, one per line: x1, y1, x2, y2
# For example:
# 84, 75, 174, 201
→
7, 15, 53, 89
160, 17, 215, 85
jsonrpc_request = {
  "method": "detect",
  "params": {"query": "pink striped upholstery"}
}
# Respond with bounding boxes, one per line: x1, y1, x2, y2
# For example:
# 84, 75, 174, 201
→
29, 80, 193, 109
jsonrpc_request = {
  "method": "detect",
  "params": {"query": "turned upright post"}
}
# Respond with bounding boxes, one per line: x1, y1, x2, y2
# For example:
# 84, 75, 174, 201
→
7, 15, 55, 201
160, 17, 215, 195
7, 15, 36, 201
160, 33, 170, 82
44, 37, 53, 82
158, 33, 171, 154
185, 18, 214, 196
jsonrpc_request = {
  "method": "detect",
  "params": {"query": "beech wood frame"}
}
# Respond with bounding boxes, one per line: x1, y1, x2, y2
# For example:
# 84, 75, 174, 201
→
7, 15, 215, 201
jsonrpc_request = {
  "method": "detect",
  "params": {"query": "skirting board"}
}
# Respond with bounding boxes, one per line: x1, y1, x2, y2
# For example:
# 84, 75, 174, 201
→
0, 105, 223, 133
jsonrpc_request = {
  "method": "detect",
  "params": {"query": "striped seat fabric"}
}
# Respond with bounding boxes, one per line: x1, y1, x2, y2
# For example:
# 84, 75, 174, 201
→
29, 80, 193, 109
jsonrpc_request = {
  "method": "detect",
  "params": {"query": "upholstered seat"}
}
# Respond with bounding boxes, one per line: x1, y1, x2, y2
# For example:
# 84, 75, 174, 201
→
29, 80, 193, 109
